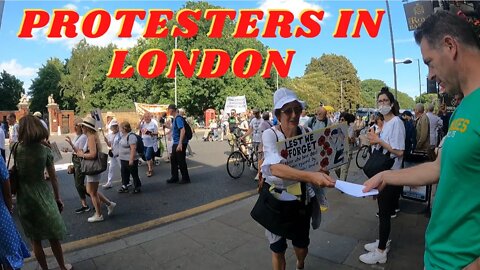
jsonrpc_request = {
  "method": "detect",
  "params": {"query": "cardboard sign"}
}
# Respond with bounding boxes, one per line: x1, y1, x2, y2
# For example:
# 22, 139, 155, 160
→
224, 96, 247, 114
50, 142, 63, 163
276, 123, 349, 171
90, 108, 104, 129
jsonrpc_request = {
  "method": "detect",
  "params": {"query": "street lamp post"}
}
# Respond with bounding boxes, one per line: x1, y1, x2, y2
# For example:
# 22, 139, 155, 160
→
396, 58, 422, 98
340, 80, 349, 111
174, 36, 178, 106
386, 0, 398, 99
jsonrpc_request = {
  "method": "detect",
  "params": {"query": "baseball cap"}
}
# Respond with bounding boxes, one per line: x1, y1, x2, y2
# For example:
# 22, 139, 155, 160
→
273, 88, 305, 110
110, 119, 119, 126
33, 111, 42, 118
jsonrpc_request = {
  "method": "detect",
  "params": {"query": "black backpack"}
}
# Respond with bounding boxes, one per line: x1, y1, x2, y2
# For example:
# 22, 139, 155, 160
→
127, 133, 145, 156
175, 116, 193, 141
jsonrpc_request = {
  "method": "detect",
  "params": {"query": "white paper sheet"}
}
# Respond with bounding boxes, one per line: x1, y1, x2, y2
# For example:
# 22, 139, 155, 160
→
335, 180, 379, 198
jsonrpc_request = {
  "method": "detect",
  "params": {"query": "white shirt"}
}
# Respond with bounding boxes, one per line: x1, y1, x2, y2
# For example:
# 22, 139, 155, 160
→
0, 128, 5, 150
140, 121, 158, 147
108, 132, 121, 157
73, 134, 88, 151
426, 112, 443, 146
377, 116, 405, 170
9, 123, 19, 145
299, 116, 310, 127
249, 117, 262, 143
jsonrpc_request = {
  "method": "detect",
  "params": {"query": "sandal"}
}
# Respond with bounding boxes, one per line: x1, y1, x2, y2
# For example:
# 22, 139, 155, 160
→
147, 170, 153, 177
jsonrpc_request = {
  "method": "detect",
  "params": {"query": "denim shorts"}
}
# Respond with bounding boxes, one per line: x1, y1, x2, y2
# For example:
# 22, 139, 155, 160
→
144, 146, 154, 161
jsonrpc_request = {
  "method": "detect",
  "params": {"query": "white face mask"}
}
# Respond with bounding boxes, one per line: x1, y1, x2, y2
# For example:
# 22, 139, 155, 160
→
378, 105, 392, 115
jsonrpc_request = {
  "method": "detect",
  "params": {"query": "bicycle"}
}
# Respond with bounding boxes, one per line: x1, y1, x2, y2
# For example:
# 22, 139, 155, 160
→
355, 127, 371, 169
226, 137, 259, 179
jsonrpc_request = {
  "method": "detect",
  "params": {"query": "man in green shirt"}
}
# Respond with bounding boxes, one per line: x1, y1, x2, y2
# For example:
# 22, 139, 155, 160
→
364, 11, 480, 270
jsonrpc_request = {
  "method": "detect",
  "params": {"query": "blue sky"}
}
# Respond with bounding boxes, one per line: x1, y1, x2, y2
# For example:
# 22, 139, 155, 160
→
0, 0, 426, 99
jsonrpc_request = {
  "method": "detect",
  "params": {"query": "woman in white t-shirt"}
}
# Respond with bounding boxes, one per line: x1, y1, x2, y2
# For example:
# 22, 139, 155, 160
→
359, 88, 405, 265
260, 88, 335, 270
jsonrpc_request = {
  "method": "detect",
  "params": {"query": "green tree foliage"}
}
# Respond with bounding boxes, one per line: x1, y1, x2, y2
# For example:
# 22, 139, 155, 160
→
304, 54, 361, 111
29, 58, 66, 113
0, 70, 24, 110
285, 72, 337, 112
415, 93, 438, 105
359, 79, 415, 109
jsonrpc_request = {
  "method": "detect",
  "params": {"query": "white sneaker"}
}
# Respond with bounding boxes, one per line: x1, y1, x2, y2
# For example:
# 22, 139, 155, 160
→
364, 239, 391, 253
102, 183, 112, 189
87, 214, 104, 223
359, 249, 387, 264
107, 202, 116, 216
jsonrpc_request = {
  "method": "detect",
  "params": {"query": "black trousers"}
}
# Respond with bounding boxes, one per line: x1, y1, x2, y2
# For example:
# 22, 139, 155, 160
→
377, 184, 403, 250
120, 160, 141, 188
170, 143, 190, 181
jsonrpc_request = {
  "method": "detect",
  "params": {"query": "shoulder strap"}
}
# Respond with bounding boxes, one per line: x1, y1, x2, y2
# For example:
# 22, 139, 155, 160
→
270, 127, 279, 142
7, 142, 19, 168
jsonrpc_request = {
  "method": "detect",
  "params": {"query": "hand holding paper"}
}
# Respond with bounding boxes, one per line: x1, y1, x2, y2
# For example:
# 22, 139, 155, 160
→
335, 180, 379, 198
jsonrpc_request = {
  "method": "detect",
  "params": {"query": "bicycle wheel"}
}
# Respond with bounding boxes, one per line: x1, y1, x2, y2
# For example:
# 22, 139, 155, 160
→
356, 145, 371, 169
251, 151, 259, 171
227, 151, 245, 179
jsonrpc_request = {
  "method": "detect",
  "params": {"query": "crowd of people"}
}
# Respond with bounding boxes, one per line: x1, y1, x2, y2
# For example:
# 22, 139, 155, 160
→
1, 10, 479, 270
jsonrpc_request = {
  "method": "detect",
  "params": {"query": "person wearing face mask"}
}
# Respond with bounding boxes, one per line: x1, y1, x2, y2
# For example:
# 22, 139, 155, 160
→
359, 87, 405, 265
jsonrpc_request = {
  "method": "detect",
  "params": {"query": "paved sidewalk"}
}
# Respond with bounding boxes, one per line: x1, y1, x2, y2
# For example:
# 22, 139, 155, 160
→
23, 182, 430, 270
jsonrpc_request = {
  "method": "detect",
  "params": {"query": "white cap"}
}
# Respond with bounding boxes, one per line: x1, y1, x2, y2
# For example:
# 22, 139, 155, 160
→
33, 111, 42, 118
273, 88, 305, 110
110, 119, 119, 126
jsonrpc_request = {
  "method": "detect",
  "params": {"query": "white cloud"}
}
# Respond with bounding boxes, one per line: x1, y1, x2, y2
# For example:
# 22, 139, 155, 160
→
64, 3, 78, 10
0, 60, 38, 91
385, 58, 412, 64
257, 0, 330, 20
0, 59, 37, 77
32, 14, 143, 50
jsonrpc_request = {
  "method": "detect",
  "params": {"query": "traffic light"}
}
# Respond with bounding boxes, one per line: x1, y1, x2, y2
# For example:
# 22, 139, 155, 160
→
427, 79, 437, 94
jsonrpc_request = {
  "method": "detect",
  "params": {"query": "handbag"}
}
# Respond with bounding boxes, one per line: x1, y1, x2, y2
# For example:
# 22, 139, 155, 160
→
250, 183, 307, 239
362, 147, 395, 178
7, 143, 19, 195
80, 150, 108, 175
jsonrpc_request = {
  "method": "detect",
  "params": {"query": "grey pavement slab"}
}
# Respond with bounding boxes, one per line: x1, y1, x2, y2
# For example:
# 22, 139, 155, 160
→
22, 160, 429, 270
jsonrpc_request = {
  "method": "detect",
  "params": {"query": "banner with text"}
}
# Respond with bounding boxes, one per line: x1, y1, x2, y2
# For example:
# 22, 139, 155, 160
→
134, 102, 169, 116
276, 123, 350, 172
224, 96, 247, 114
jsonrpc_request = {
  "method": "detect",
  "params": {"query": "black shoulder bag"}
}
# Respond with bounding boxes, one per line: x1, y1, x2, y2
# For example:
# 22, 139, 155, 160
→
250, 126, 309, 239
362, 146, 395, 178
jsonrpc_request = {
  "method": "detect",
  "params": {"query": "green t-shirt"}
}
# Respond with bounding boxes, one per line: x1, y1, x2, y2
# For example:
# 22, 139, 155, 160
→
424, 89, 480, 269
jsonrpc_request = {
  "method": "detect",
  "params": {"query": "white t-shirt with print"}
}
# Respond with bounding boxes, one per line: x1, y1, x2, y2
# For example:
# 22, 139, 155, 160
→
249, 117, 262, 143
140, 121, 158, 148
377, 116, 406, 170
9, 123, 19, 145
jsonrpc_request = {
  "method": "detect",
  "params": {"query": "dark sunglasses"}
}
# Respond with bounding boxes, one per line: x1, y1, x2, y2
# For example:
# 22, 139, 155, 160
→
281, 106, 302, 115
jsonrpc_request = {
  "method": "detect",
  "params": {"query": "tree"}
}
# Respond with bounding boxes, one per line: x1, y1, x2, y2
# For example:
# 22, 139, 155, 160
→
285, 72, 337, 112
360, 79, 387, 108
0, 70, 24, 110
60, 40, 117, 113
29, 58, 66, 113
415, 93, 438, 105
359, 79, 415, 109
304, 54, 361, 111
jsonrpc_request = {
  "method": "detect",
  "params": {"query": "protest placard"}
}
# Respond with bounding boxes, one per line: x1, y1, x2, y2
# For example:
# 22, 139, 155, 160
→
224, 96, 247, 114
90, 108, 104, 129
276, 123, 350, 172
50, 142, 63, 163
